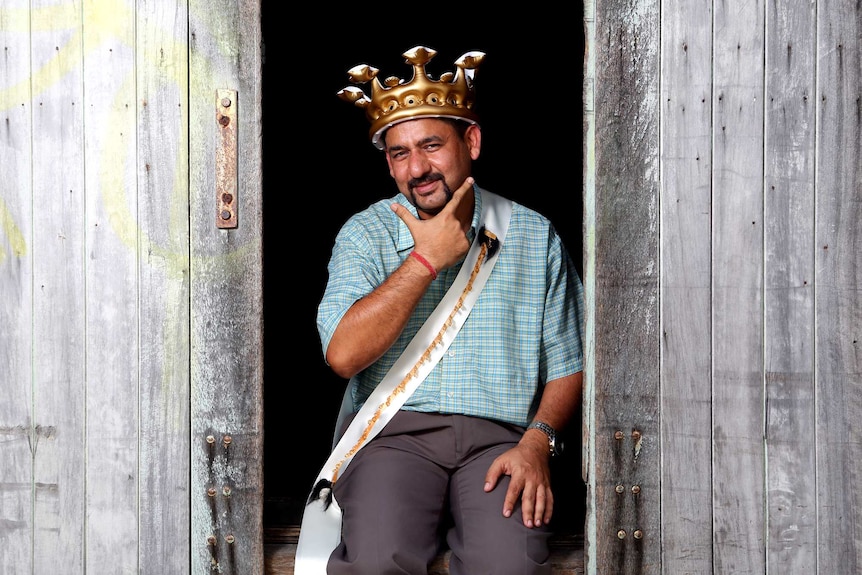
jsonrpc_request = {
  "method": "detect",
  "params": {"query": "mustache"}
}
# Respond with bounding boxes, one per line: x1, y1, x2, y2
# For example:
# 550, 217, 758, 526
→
408, 173, 445, 190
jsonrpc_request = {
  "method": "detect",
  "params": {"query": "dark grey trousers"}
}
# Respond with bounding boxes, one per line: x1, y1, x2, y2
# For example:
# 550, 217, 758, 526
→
327, 410, 552, 575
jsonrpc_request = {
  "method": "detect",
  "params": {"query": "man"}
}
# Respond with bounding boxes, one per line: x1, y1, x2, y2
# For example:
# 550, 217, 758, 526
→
306, 45, 584, 575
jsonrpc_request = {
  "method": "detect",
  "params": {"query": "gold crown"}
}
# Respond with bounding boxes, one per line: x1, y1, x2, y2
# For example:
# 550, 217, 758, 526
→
337, 46, 486, 149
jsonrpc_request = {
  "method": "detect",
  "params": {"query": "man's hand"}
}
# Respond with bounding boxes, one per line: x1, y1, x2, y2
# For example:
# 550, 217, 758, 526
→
483, 437, 554, 528
391, 177, 474, 272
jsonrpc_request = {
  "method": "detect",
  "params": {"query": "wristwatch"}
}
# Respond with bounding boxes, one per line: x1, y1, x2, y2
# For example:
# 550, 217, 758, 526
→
527, 421, 563, 457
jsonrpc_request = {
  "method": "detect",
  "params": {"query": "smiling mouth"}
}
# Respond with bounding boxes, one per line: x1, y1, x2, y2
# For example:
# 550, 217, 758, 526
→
409, 174, 443, 193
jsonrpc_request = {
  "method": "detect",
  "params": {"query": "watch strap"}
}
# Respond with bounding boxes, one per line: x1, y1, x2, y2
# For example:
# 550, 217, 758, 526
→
526, 420, 559, 456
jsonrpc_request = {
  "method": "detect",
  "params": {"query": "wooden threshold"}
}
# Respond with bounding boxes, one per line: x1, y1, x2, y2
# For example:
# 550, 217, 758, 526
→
264, 526, 585, 575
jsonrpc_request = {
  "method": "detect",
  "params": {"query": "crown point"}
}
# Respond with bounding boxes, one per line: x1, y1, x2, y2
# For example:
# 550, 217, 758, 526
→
346, 64, 379, 84
337, 86, 370, 107
456, 51, 486, 69
403, 46, 437, 65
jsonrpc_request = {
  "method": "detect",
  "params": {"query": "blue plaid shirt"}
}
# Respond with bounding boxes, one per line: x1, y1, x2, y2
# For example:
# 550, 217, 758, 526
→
317, 185, 585, 427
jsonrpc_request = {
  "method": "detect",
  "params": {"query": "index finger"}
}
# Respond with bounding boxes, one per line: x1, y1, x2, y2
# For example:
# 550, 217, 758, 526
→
440, 176, 475, 215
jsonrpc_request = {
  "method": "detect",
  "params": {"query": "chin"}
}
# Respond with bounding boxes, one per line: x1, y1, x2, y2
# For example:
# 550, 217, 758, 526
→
418, 193, 449, 213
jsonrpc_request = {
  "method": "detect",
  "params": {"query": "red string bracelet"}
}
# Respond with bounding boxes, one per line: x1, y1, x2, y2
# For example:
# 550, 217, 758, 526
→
410, 251, 438, 280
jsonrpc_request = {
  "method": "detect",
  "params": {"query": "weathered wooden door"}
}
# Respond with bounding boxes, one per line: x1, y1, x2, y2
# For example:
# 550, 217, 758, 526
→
0, 1, 263, 573
585, 1, 861, 574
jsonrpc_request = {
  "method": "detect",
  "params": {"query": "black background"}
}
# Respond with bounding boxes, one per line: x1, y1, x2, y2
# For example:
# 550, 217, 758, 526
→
261, 6, 586, 530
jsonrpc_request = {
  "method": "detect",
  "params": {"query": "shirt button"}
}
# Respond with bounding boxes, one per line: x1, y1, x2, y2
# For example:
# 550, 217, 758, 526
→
448, 350, 455, 357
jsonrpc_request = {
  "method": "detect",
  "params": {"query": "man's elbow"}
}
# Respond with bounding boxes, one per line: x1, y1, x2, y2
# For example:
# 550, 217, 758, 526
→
325, 346, 361, 379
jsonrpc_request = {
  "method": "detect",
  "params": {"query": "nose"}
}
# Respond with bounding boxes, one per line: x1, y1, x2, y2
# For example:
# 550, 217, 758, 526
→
408, 150, 431, 178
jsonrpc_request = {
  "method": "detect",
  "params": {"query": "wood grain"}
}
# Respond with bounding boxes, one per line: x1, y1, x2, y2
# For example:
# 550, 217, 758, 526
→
815, 1, 862, 573
711, 1, 767, 572
30, 2, 87, 572
188, 1, 265, 573
659, 0, 714, 571
137, 1, 193, 572
764, 0, 818, 571
587, 0, 661, 572
0, 1, 35, 572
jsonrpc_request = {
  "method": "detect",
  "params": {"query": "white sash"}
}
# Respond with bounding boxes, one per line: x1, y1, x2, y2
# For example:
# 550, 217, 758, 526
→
294, 189, 512, 574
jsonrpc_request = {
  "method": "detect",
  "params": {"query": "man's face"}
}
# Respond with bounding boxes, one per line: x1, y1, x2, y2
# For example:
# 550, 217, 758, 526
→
384, 118, 481, 219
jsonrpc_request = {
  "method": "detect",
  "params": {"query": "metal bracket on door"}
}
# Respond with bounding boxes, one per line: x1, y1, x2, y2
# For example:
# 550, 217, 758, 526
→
216, 89, 238, 229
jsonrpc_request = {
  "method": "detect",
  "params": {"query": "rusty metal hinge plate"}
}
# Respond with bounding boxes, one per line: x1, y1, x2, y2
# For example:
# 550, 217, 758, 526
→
216, 89, 238, 229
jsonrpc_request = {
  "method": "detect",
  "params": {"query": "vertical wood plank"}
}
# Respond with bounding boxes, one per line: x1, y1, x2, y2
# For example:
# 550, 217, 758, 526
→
658, 0, 714, 572
136, 1, 191, 573
586, 0, 661, 573
81, 0, 139, 571
0, 2, 34, 572
763, 0, 817, 571
582, 0, 598, 563
711, 1, 766, 573
815, 1, 862, 573
29, 1, 87, 572
189, 1, 264, 573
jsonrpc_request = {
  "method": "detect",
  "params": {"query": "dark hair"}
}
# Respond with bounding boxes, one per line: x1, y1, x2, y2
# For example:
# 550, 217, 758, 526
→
443, 118, 471, 139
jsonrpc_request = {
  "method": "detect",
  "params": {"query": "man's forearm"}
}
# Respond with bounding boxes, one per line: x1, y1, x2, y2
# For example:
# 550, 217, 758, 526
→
325, 256, 434, 378
530, 372, 584, 431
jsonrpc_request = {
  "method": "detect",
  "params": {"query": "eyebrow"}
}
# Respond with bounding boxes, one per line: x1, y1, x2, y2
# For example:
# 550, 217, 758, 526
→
387, 134, 445, 154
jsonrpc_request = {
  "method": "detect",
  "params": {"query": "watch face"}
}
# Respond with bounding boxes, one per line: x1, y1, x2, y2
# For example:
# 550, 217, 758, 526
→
553, 436, 564, 456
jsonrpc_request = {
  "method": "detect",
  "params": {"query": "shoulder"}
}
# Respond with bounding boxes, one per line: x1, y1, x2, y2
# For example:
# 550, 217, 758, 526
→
509, 201, 555, 240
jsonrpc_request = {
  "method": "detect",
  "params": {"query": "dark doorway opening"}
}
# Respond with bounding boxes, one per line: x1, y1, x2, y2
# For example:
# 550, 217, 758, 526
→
261, 7, 586, 539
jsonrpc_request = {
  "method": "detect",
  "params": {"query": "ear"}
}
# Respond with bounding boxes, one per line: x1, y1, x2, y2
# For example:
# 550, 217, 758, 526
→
465, 124, 482, 160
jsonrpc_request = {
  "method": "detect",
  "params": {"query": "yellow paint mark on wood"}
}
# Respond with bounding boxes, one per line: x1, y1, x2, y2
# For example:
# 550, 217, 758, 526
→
0, 197, 27, 263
